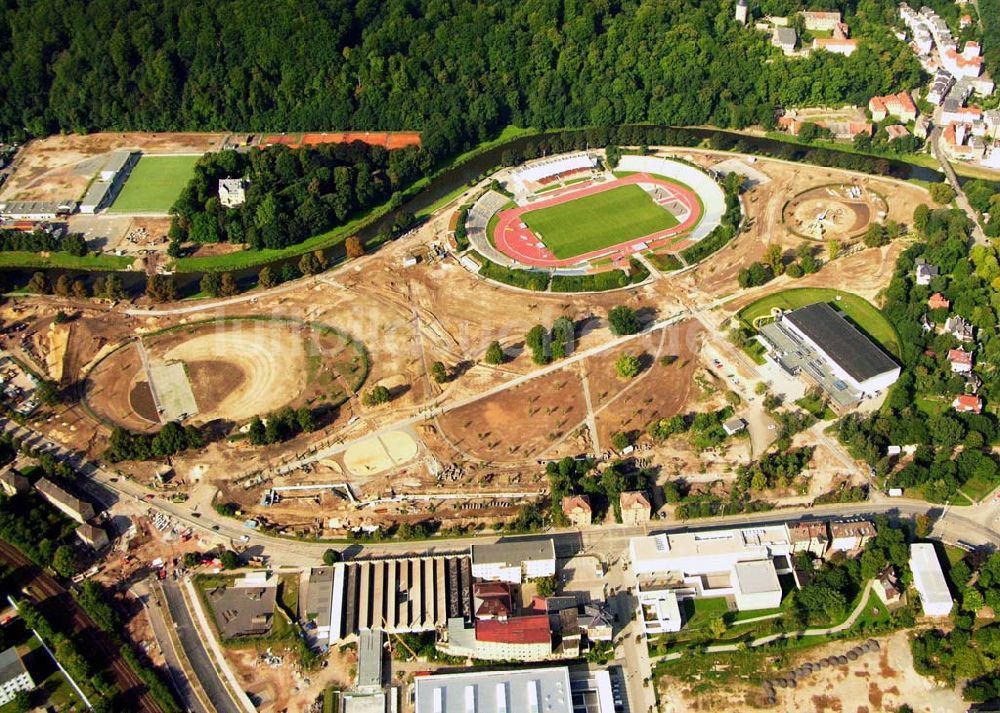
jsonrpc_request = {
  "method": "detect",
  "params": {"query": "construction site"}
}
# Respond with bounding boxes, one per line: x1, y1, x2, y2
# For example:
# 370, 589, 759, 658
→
0, 146, 935, 540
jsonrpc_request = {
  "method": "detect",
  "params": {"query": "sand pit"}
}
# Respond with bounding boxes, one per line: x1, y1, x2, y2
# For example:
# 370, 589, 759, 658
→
159, 328, 305, 422
784, 184, 887, 240
343, 430, 419, 475
85, 318, 367, 429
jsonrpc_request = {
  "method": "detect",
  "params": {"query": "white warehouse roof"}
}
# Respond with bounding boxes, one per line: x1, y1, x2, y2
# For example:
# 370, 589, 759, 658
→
909, 543, 953, 616
414, 667, 573, 713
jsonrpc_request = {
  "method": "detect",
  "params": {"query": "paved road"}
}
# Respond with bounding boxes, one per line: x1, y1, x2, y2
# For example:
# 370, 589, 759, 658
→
930, 127, 987, 244
160, 579, 242, 713
138, 580, 210, 713
0, 541, 164, 713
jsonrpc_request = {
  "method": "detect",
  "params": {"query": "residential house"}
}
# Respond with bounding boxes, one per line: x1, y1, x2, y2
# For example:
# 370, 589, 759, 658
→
928, 70, 955, 105
619, 491, 652, 527
772, 27, 798, 55
928, 293, 950, 310
578, 602, 614, 642
948, 348, 974, 373
829, 519, 876, 554
885, 125, 912, 141
800, 10, 841, 31
0, 648, 34, 706
787, 521, 830, 558
953, 394, 983, 414
873, 565, 904, 608
868, 92, 918, 122
914, 115, 932, 139
218, 178, 247, 208
34, 478, 95, 524
943, 46, 983, 78
561, 495, 592, 528
914, 258, 939, 285
941, 105, 982, 125
0, 467, 29, 496
473, 582, 513, 622
723, 417, 746, 436
945, 315, 974, 342
813, 38, 858, 56
75, 523, 110, 550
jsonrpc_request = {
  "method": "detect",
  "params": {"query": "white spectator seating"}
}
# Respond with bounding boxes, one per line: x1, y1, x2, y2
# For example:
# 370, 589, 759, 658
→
617, 156, 727, 243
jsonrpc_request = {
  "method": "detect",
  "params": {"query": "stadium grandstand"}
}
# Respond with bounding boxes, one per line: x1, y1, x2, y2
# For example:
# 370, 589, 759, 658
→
508, 153, 599, 196
616, 155, 726, 243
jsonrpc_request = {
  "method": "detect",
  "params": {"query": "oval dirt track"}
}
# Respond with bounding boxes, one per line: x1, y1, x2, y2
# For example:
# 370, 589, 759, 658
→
162, 326, 306, 422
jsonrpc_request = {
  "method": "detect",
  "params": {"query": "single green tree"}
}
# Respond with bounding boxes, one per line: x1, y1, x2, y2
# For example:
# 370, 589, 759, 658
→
431, 361, 448, 383
484, 341, 505, 365
615, 352, 641, 379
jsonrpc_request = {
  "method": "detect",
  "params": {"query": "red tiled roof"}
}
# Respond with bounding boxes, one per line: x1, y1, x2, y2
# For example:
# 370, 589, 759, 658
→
562, 495, 592, 514
953, 394, 983, 413
928, 293, 950, 309
475, 615, 551, 644
949, 348, 973, 365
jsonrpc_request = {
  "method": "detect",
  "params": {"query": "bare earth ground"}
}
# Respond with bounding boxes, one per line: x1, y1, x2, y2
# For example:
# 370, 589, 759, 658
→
659, 631, 964, 713
0, 132, 225, 203
437, 368, 590, 463
3, 149, 926, 536
589, 320, 702, 445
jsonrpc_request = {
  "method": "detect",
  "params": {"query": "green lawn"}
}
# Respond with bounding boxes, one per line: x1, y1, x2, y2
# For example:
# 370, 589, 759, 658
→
109, 155, 201, 213
737, 288, 900, 356
520, 184, 678, 259
962, 474, 998, 503
0, 251, 132, 271
682, 596, 730, 629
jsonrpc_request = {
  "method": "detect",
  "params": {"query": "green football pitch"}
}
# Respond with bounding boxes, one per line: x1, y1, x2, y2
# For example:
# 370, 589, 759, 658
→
108, 155, 201, 213
520, 184, 679, 259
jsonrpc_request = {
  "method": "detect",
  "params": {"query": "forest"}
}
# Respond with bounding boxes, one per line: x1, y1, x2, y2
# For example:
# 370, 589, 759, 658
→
168, 142, 426, 250
0, 0, 926, 164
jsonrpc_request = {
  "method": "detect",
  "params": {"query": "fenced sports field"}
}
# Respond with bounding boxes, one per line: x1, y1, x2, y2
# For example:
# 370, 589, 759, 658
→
108, 154, 201, 213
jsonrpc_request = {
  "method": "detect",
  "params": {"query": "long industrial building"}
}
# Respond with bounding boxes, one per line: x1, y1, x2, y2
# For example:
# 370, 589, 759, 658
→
312, 555, 473, 642
759, 302, 900, 408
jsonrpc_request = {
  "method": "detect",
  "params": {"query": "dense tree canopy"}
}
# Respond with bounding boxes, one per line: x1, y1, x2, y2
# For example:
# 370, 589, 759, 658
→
0, 0, 923, 160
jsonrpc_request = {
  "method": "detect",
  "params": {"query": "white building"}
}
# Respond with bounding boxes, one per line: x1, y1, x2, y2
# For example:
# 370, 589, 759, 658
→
218, 178, 247, 208
910, 543, 953, 617
630, 526, 792, 579
781, 303, 900, 397
636, 586, 682, 634
735, 0, 748, 25
471, 540, 556, 584
630, 527, 791, 611
0, 647, 33, 706
732, 560, 783, 610
414, 667, 578, 713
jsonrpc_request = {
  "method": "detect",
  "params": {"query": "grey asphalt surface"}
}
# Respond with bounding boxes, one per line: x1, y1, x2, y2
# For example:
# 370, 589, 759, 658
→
161, 579, 242, 713
141, 581, 209, 713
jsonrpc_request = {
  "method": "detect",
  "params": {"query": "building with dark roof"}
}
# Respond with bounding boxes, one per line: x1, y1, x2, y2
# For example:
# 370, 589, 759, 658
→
471, 539, 556, 583
0, 647, 33, 705
206, 572, 277, 639
779, 302, 900, 398
34, 478, 95, 524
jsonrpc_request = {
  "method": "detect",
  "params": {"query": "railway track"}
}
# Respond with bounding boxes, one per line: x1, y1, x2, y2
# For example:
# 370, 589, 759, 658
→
0, 541, 165, 713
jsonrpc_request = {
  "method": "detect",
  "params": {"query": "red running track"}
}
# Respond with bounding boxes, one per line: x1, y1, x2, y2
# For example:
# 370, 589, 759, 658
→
493, 173, 701, 269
